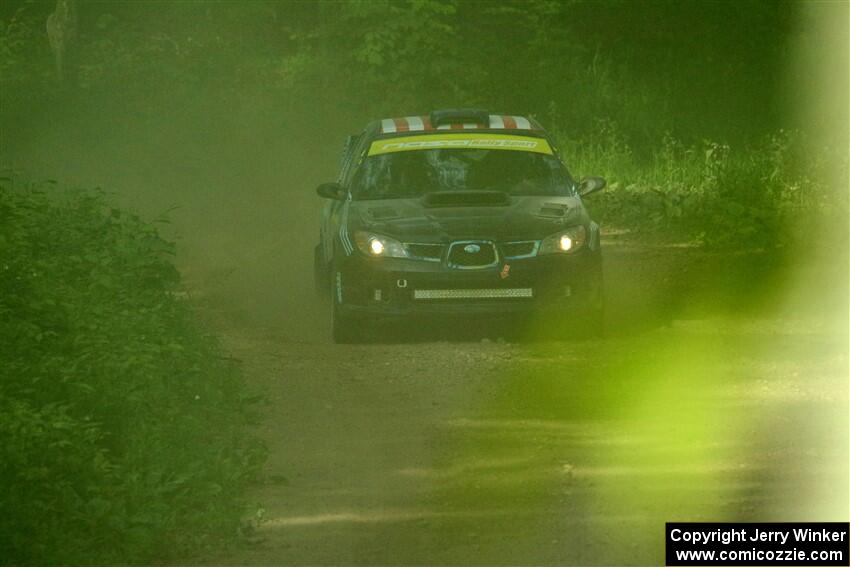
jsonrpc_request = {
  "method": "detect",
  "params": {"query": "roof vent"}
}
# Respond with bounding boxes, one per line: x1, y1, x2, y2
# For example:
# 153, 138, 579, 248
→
429, 108, 490, 128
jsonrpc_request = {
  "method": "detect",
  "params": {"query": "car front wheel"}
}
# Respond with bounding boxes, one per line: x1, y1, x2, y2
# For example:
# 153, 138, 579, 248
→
330, 271, 361, 344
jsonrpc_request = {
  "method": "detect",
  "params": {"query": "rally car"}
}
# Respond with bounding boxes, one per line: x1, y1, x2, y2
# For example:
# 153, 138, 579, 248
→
314, 109, 606, 343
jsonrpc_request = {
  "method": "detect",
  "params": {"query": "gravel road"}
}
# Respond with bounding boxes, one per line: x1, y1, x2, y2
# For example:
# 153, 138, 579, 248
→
182, 241, 848, 566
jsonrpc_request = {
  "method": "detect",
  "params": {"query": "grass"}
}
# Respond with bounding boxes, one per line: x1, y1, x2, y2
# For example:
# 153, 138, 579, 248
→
555, 125, 848, 249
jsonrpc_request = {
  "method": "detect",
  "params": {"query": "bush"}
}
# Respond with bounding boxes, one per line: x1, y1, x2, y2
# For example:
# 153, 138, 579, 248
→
0, 181, 265, 565
561, 127, 848, 249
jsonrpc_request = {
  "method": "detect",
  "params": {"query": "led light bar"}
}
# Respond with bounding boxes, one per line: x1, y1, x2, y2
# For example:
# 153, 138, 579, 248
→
413, 288, 533, 300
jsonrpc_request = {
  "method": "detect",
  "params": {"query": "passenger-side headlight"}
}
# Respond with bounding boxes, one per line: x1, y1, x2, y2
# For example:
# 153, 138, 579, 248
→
354, 231, 407, 258
538, 225, 587, 255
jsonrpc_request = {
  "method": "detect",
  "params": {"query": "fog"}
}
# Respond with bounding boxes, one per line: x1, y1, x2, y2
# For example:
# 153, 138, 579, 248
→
4, 86, 352, 338
2, 1, 846, 343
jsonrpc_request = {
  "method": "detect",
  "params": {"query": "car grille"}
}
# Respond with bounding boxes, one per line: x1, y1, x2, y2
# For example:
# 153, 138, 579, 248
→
447, 241, 497, 269
405, 243, 444, 261
414, 288, 533, 300
501, 241, 537, 259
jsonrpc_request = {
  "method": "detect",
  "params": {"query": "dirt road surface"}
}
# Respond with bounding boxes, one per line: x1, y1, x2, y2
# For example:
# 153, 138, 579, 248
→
181, 240, 848, 566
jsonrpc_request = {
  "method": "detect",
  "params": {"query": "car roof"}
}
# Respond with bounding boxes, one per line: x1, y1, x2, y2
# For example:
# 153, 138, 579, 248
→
370, 113, 545, 136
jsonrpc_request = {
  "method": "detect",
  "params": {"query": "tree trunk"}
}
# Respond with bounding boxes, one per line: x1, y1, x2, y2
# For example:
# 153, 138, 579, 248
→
46, 0, 78, 83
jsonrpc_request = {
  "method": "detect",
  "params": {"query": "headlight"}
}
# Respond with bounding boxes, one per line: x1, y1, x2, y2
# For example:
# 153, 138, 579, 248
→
354, 231, 407, 258
538, 225, 587, 255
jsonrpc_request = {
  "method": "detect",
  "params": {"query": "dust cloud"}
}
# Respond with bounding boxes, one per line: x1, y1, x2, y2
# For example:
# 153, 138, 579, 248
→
3, 89, 359, 340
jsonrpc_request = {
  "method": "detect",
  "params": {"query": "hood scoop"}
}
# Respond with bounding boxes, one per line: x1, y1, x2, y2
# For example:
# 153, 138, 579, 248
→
422, 191, 511, 208
366, 206, 402, 220
538, 202, 571, 217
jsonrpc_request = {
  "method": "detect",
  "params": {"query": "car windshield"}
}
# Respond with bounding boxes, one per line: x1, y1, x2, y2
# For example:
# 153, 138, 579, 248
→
350, 148, 576, 200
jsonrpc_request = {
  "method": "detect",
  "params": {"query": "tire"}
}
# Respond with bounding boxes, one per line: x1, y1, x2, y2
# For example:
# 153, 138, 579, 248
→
331, 302, 361, 344
330, 270, 361, 344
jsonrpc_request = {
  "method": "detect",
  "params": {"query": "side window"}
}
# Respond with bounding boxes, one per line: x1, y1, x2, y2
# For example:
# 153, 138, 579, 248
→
337, 134, 358, 183
340, 134, 368, 189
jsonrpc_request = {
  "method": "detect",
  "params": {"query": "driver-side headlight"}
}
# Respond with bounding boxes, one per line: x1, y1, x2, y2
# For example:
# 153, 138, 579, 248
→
354, 231, 407, 258
538, 225, 587, 255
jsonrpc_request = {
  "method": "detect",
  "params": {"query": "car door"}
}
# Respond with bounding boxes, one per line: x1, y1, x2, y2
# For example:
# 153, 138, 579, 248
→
321, 133, 364, 263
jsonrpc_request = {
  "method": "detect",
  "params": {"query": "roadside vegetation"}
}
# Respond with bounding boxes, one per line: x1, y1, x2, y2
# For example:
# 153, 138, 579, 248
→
0, 181, 265, 565
559, 126, 848, 249
2, 1, 844, 256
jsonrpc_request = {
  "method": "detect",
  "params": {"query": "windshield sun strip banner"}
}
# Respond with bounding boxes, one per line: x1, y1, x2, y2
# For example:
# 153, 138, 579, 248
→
367, 133, 554, 156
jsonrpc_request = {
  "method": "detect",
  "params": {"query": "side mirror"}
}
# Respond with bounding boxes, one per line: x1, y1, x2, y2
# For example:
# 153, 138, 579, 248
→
316, 182, 344, 200
578, 176, 606, 197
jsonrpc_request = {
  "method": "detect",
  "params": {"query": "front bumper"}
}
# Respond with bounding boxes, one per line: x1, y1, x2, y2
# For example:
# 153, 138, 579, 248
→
335, 249, 602, 319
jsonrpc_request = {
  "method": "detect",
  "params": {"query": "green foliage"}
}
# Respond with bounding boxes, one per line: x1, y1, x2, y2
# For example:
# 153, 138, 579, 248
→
563, 127, 848, 248
0, 5, 52, 94
0, 1, 842, 255
0, 182, 265, 566
0, 0, 809, 144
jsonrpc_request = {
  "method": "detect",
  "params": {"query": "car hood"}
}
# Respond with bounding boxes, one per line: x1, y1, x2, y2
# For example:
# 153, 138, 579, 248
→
348, 195, 587, 242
